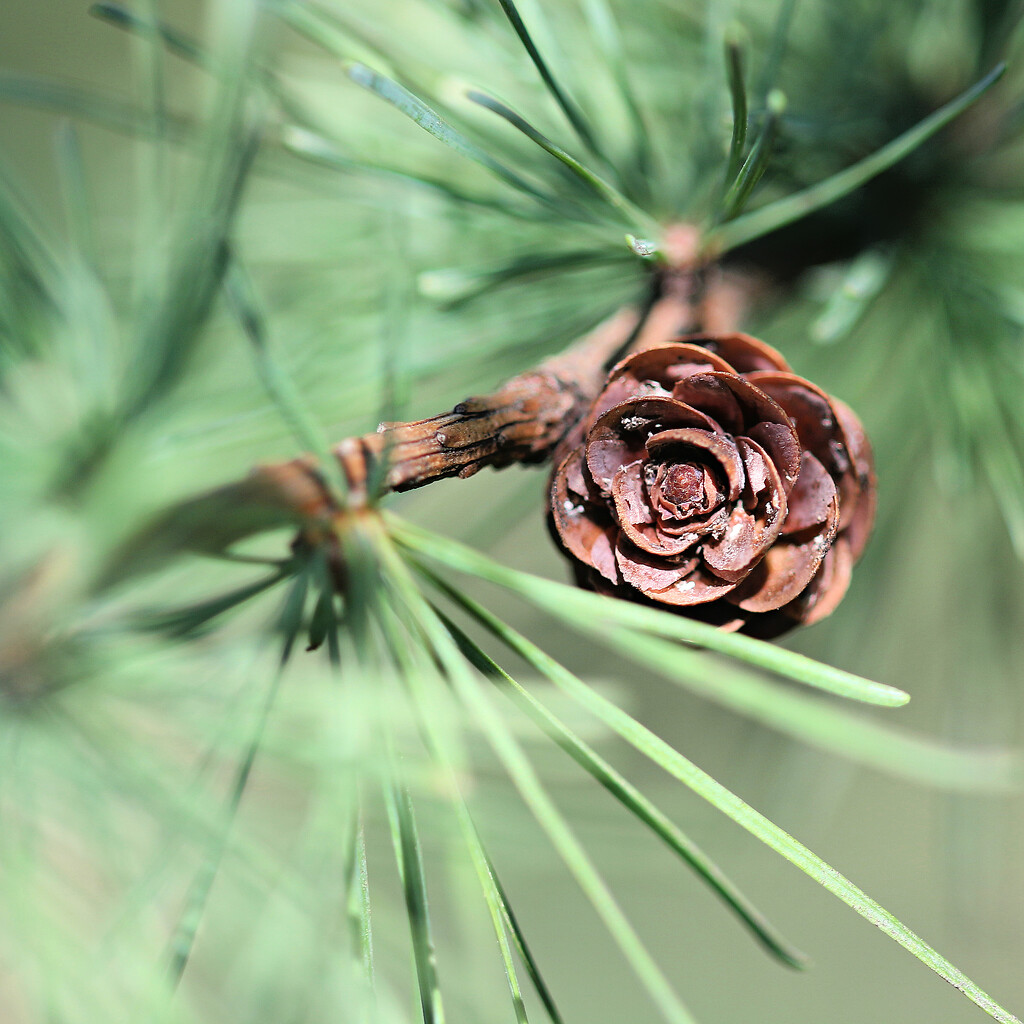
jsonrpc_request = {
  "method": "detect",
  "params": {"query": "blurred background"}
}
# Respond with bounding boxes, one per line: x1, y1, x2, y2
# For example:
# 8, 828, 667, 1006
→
1, 0, 1023, 1022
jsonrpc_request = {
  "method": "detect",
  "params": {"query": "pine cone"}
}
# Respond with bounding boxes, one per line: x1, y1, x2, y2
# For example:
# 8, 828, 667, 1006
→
549, 334, 876, 637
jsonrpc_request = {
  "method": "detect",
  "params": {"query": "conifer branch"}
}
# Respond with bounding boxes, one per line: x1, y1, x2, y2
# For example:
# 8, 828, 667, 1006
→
261, 253, 738, 518
116, 248, 755, 573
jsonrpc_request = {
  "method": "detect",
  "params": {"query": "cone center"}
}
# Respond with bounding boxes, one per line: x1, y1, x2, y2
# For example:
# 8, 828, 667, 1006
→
659, 463, 704, 511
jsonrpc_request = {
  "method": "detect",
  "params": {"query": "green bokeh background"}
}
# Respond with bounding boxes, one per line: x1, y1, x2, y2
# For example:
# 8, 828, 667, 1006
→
1, 1, 1023, 1022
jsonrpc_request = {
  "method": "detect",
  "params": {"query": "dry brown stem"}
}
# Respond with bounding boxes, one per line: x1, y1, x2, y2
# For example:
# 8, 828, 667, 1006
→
248, 255, 750, 522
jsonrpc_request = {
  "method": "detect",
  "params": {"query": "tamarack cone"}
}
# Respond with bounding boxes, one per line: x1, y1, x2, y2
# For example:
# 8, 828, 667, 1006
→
241, 313, 874, 639
549, 333, 876, 638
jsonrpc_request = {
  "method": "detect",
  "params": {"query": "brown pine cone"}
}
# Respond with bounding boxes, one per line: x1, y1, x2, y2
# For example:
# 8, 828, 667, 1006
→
549, 333, 876, 638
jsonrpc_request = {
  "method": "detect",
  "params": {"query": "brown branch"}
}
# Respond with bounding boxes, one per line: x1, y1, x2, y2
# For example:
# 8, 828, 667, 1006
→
108, 255, 761, 580
242, 254, 754, 528
334, 307, 638, 504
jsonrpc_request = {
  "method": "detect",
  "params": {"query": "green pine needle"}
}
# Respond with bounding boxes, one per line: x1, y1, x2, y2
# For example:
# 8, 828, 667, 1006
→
431, 589, 810, 970
90, 2, 205, 65
385, 617, 544, 1024
391, 518, 909, 708
135, 568, 291, 638
384, 778, 447, 1024
392, 524, 1020, 1024
723, 33, 748, 187
710, 63, 1007, 252
224, 256, 349, 501
345, 62, 560, 209
374, 532, 701, 1024
343, 811, 376, 989
166, 565, 309, 987
466, 89, 662, 239
580, 0, 653, 187
717, 88, 786, 223
493, 0, 604, 162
